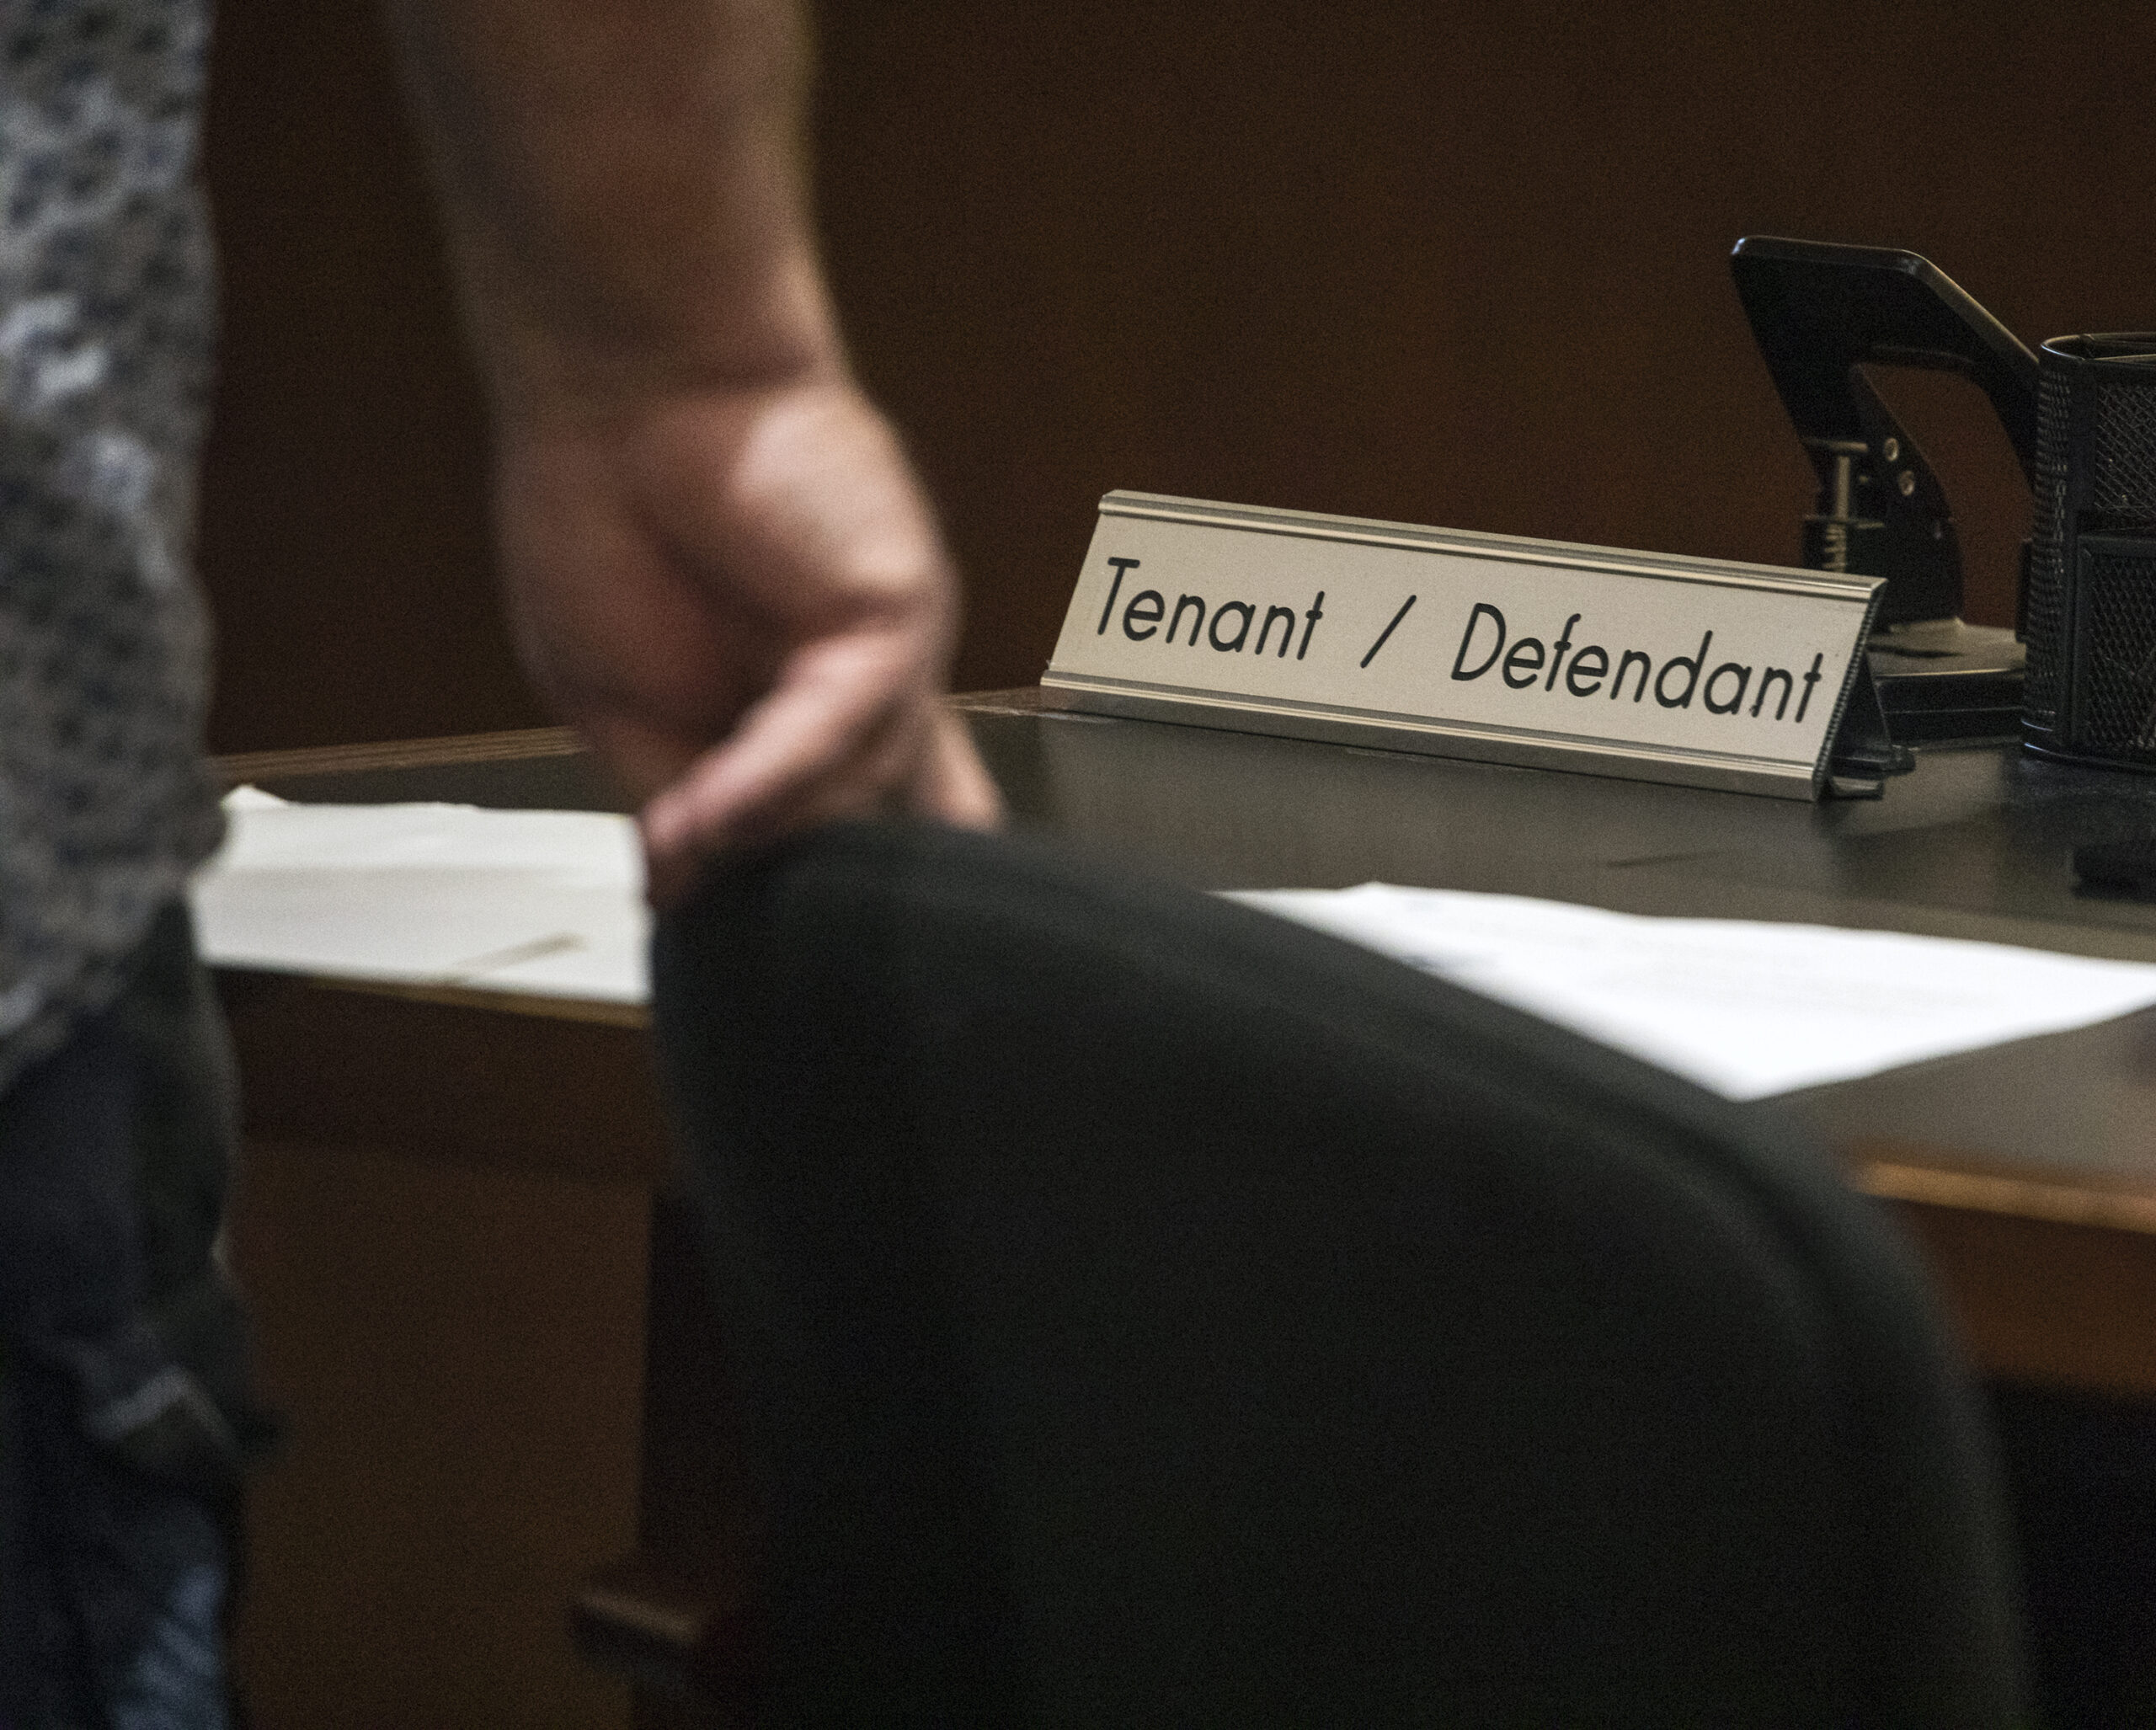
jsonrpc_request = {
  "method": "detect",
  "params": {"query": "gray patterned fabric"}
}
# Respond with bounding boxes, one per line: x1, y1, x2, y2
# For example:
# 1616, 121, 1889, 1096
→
0, 0, 223, 1097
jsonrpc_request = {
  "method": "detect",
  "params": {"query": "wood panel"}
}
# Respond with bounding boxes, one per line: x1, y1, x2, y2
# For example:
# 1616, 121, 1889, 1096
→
222, 974, 670, 1186
197, 0, 540, 751
227, 1139, 644, 1730
1887, 1201, 2156, 1403
216, 975, 674, 1727
814, 0, 2155, 686
195, 1, 2156, 750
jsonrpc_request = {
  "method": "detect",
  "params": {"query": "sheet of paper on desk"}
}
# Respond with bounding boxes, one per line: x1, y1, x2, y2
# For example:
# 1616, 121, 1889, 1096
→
1235, 883, 2156, 1100
189, 788, 648, 1002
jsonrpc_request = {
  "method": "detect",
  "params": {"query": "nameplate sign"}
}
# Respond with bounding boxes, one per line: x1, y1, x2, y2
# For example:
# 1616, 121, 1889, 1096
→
1042, 492, 1887, 800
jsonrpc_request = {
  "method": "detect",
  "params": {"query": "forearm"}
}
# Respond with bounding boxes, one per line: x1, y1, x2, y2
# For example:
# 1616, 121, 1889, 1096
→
382, 0, 841, 415
380, 0, 997, 870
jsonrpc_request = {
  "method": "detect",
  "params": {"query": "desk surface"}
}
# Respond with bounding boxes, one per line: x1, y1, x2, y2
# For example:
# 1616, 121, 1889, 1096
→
949, 690, 2152, 1147
231, 701, 2156, 1396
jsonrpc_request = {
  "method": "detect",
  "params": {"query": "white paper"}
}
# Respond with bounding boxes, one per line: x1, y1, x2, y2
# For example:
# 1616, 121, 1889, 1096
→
189, 791, 648, 1002
1234, 883, 2156, 1100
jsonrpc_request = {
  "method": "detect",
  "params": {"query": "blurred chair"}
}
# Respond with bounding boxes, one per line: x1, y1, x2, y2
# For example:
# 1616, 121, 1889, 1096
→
594, 820, 2023, 1726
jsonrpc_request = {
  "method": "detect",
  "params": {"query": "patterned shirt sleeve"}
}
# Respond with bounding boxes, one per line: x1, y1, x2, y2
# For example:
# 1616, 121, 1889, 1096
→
0, 0, 224, 1091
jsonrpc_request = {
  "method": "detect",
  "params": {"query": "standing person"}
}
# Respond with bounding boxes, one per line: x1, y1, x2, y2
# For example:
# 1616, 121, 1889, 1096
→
0, 0, 998, 1720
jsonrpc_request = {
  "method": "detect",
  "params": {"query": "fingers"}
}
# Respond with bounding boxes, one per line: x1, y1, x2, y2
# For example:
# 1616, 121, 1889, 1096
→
639, 694, 1001, 905
641, 650, 895, 857
638, 621, 985, 898
909, 708, 1003, 832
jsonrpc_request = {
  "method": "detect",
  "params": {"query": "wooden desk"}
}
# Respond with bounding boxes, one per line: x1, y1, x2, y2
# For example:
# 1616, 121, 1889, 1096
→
216, 702, 2156, 1724
950, 689, 2156, 1401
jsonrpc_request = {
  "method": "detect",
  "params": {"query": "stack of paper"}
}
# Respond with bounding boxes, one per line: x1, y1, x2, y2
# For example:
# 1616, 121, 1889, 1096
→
189, 788, 648, 1002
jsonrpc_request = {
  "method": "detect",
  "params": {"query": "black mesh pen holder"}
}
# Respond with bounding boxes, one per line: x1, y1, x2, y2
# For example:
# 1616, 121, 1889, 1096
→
2024, 334, 2156, 766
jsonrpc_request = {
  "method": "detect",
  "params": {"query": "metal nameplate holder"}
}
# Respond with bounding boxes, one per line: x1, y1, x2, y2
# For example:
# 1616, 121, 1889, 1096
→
1043, 492, 1903, 800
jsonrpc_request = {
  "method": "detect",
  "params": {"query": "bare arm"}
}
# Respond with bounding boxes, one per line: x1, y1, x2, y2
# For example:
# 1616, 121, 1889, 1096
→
382, 0, 999, 900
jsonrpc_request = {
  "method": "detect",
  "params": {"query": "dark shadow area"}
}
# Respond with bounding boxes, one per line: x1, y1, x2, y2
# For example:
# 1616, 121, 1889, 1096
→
1991, 1380, 2156, 1728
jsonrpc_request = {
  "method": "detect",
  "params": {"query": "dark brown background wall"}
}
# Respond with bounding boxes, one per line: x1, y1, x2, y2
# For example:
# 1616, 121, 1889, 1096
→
199, 0, 2156, 752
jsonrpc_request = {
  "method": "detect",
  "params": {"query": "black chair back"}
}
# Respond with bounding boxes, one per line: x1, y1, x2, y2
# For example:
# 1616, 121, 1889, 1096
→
652, 821, 2025, 1726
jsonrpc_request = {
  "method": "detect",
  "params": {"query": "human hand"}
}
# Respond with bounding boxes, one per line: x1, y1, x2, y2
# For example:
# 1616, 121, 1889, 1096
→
494, 376, 1002, 904
385, 0, 995, 894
